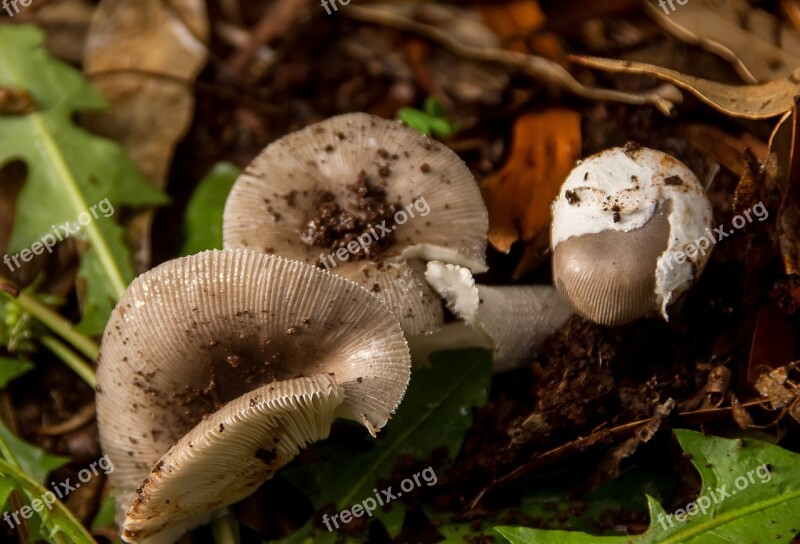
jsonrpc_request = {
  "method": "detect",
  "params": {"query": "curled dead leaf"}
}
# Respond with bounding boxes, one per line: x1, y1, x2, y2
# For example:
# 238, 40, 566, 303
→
643, 0, 800, 84
754, 362, 799, 424
343, 5, 679, 115
481, 109, 581, 255
769, 102, 800, 275
571, 55, 800, 119
680, 124, 767, 176
83, 0, 210, 272
730, 393, 758, 429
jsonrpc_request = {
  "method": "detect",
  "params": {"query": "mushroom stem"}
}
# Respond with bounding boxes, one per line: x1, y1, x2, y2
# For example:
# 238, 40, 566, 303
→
425, 262, 574, 372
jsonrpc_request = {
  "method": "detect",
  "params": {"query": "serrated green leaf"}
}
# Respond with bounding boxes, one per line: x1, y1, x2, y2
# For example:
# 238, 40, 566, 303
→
181, 162, 240, 255
0, 25, 168, 334
279, 349, 492, 542
495, 429, 800, 543
0, 420, 69, 485
0, 458, 96, 544
0, 356, 32, 387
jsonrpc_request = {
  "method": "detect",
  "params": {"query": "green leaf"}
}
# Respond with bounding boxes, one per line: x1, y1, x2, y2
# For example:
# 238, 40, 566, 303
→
279, 349, 492, 542
428, 117, 454, 138
181, 162, 241, 255
0, 458, 96, 544
0, 420, 69, 484
90, 495, 116, 531
423, 95, 446, 118
495, 429, 800, 543
0, 25, 168, 334
0, 356, 33, 387
396, 107, 433, 135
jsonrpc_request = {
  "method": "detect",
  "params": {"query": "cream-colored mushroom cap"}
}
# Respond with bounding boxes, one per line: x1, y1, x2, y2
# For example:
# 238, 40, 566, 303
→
222, 112, 489, 335
424, 262, 573, 372
551, 146, 713, 326
96, 250, 410, 542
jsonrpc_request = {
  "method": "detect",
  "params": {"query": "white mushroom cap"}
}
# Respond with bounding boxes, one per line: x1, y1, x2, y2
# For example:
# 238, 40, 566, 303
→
96, 250, 410, 541
424, 262, 573, 372
222, 112, 489, 334
551, 146, 714, 325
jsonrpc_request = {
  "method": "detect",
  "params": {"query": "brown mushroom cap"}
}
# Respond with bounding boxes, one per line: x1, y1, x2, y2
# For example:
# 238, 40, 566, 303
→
222, 112, 488, 335
553, 202, 672, 326
96, 250, 410, 541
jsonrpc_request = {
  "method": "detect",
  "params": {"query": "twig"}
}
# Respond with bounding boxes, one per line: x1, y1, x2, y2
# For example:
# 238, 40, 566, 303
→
341, 5, 677, 115
226, 0, 310, 77
37, 402, 96, 436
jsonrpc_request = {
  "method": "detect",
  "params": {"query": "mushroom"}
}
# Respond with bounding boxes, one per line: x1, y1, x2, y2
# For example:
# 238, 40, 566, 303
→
422, 262, 574, 372
222, 112, 488, 335
551, 145, 714, 326
96, 249, 411, 543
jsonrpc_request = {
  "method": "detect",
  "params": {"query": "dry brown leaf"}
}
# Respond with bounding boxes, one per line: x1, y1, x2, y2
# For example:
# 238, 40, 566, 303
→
14, 0, 95, 64
343, 5, 679, 115
592, 398, 674, 484
643, 0, 800, 84
747, 305, 797, 384
783, 0, 800, 29
83, 0, 209, 272
477, 0, 564, 62
481, 109, 581, 254
680, 124, 767, 176
572, 55, 800, 119
754, 362, 800, 424
730, 393, 758, 429
769, 102, 800, 275
393, 4, 510, 105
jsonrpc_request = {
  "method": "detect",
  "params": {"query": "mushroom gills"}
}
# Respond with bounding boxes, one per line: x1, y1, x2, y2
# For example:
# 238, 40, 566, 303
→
222, 112, 489, 335
553, 201, 672, 326
96, 250, 411, 543
122, 374, 345, 544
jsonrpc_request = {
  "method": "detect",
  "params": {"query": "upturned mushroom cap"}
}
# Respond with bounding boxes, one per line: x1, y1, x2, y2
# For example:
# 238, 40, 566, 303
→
222, 112, 488, 335
123, 374, 344, 544
424, 262, 573, 372
551, 146, 713, 326
96, 249, 411, 542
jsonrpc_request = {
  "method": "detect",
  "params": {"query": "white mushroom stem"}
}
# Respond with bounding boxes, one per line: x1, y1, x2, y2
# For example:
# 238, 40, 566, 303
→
424, 262, 574, 372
